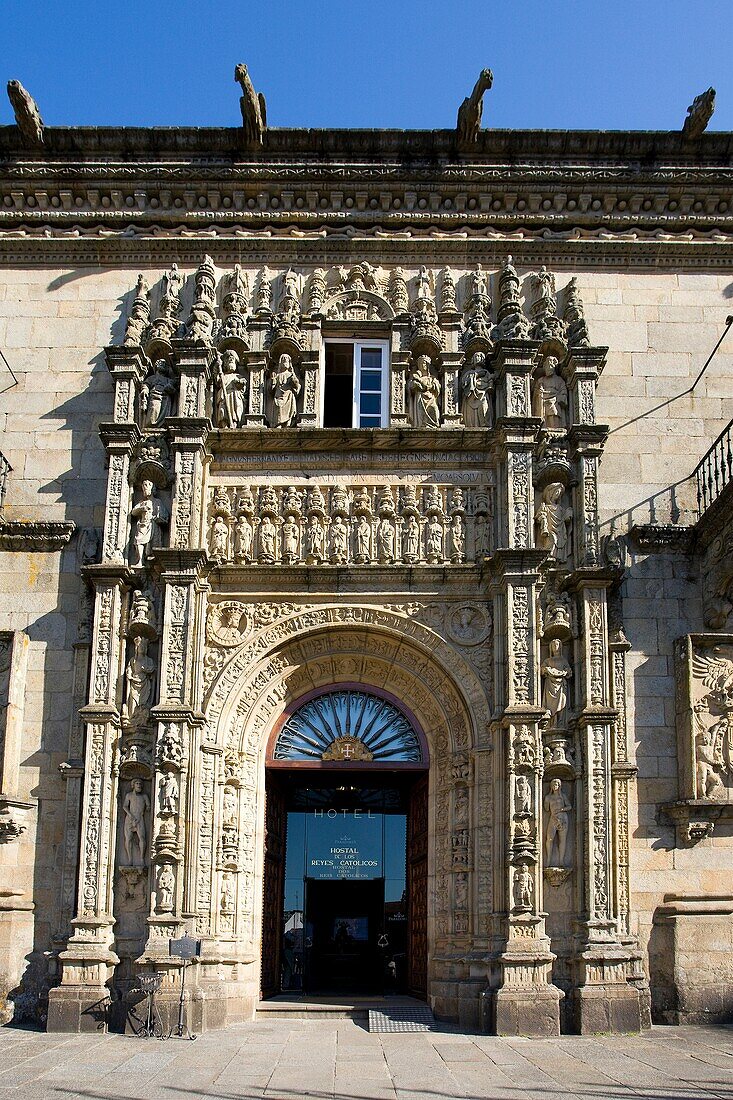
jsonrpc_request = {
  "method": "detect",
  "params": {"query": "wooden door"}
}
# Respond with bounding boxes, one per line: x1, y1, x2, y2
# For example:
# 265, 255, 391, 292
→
260, 780, 286, 999
408, 772, 428, 998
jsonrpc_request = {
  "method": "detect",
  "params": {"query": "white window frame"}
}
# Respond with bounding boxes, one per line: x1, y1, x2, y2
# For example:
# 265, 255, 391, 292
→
321, 338, 390, 429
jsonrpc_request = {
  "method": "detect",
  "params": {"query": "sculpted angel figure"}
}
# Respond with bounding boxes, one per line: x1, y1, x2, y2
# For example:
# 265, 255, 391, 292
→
532, 356, 568, 429
408, 355, 441, 429
461, 353, 493, 428
541, 638, 573, 725
267, 353, 301, 428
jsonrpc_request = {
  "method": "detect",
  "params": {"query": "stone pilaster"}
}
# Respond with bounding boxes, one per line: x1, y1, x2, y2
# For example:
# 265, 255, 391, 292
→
488, 550, 563, 1036
99, 425, 140, 565
568, 576, 643, 1033
440, 346, 463, 428
390, 321, 411, 427
48, 566, 131, 1031
105, 345, 148, 426
563, 346, 607, 427
570, 425, 608, 568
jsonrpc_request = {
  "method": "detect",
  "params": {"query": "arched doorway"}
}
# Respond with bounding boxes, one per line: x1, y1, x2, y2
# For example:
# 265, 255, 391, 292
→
262, 686, 429, 1000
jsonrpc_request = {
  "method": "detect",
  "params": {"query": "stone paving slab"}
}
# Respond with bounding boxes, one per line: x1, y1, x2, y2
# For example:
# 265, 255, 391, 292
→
0, 1022, 731, 1100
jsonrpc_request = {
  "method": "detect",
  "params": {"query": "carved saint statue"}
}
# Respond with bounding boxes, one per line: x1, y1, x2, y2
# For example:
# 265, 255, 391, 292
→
544, 778, 572, 866
215, 349, 247, 428
306, 514, 325, 562
426, 516, 444, 561
141, 360, 177, 427
515, 775, 531, 815
282, 517, 300, 564
233, 515, 253, 562
513, 864, 533, 910
355, 515, 371, 562
223, 786, 238, 829
258, 516, 277, 562
129, 480, 168, 567
157, 863, 175, 912
449, 515, 466, 563
267, 353, 301, 428
532, 356, 568, 429
122, 635, 155, 728
159, 772, 178, 817
461, 353, 493, 428
535, 483, 572, 562
377, 517, 396, 563
122, 778, 149, 867
404, 515, 420, 562
408, 355, 441, 429
209, 515, 230, 564
330, 516, 349, 563
541, 638, 573, 725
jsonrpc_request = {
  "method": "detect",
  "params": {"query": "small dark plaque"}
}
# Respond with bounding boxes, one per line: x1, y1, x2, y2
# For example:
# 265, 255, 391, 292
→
169, 935, 201, 960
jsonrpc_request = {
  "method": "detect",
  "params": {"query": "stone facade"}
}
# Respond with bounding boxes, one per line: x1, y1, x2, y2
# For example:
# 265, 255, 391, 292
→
0, 115, 732, 1034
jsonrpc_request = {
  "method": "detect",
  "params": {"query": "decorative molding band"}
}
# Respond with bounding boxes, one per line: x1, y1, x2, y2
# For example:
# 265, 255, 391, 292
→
0, 519, 75, 552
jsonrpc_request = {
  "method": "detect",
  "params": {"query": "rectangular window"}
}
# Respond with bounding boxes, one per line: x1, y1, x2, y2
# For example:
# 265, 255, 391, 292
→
323, 341, 389, 428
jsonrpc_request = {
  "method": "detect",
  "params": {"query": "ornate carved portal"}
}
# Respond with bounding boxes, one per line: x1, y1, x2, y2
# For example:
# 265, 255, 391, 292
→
47, 259, 644, 1038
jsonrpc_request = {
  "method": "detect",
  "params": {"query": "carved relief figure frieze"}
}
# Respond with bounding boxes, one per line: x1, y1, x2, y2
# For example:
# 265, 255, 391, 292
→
677, 636, 733, 803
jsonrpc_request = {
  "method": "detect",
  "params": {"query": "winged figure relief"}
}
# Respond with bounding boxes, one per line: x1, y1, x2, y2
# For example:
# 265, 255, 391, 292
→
691, 645, 733, 796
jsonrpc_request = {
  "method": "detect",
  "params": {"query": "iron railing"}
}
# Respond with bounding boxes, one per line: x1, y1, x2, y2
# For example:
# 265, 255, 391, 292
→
695, 418, 733, 516
0, 452, 10, 510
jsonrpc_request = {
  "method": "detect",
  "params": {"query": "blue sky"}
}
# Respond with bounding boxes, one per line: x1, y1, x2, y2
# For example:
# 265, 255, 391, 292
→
0, 0, 731, 132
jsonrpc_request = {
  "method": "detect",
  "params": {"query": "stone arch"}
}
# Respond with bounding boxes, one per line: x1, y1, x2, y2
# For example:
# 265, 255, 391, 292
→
198, 604, 492, 1013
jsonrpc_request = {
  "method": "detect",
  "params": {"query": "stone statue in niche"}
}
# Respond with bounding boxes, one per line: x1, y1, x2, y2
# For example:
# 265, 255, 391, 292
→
121, 635, 155, 729
355, 515, 372, 563
426, 516, 444, 562
544, 778, 572, 866
266, 353, 301, 428
141, 360, 177, 427
515, 775, 531, 815
122, 779, 150, 867
408, 355, 441, 428
330, 516, 349, 563
535, 483, 572, 562
221, 874, 235, 914
159, 772, 178, 816
377, 517, 396, 564
157, 863, 175, 912
282, 517, 300, 564
454, 786, 469, 826
233, 514, 253, 563
454, 874, 468, 910
541, 639, 572, 725
209, 515, 230, 564
461, 353, 493, 428
449, 514, 465, 563
129, 480, 168, 567
258, 516, 278, 563
223, 786, 238, 829
532, 356, 568, 429
404, 515, 420, 562
215, 350, 247, 428
306, 514, 326, 563
513, 864, 533, 910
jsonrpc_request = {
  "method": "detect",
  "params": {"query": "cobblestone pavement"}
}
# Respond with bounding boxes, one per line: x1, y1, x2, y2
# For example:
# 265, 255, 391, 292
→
0, 1021, 732, 1100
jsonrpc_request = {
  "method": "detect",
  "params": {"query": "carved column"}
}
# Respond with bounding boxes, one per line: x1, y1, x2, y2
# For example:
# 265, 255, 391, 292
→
570, 426, 607, 568
564, 346, 606, 428
390, 321, 411, 427
298, 318, 321, 427
136, 549, 212, 1030
488, 548, 563, 1036
569, 576, 643, 1033
99, 426, 140, 565
440, 348, 463, 428
48, 565, 131, 1031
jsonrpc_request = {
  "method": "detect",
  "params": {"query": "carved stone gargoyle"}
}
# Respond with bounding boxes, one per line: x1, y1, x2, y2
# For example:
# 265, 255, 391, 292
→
682, 87, 715, 140
6, 79, 44, 145
234, 63, 266, 145
457, 69, 493, 144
